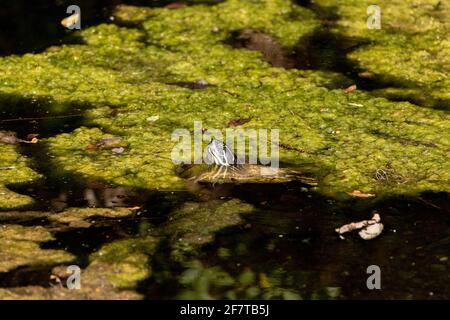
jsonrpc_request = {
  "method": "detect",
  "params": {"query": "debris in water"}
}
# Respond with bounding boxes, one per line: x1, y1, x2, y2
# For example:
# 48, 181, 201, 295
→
87, 136, 124, 151
228, 118, 251, 127
347, 102, 364, 107
0, 131, 38, 144
61, 12, 80, 29
146, 115, 159, 122
171, 80, 209, 89
347, 190, 376, 198
359, 223, 384, 240
335, 212, 384, 240
165, 2, 186, 9
344, 84, 357, 93
358, 71, 374, 78
96, 137, 123, 148
111, 147, 125, 154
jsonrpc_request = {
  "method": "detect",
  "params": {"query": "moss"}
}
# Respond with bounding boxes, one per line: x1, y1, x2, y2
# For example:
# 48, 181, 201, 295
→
0, 224, 74, 272
0, 0, 448, 199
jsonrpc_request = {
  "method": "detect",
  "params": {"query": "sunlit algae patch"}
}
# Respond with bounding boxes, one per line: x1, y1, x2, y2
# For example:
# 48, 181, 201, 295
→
0, 145, 41, 209
315, 0, 450, 109
0, 0, 448, 206
0, 224, 74, 272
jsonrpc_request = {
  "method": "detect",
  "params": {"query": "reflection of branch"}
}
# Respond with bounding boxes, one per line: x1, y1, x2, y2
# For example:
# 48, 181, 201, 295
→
418, 197, 441, 209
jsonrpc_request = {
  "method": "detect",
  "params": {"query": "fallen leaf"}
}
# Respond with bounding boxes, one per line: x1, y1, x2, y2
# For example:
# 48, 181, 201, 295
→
95, 137, 123, 149
347, 190, 376, 198
228, 118, 251, 127
344, 84, 357, 93
86, 144, 97, 151
358, 71, 374, 78
165, 2, 186, 9
61, 13, 80, 28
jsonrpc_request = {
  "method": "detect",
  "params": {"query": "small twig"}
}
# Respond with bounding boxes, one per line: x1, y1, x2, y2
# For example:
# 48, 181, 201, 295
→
417, 197, 441, 209
0, 114, 83, 123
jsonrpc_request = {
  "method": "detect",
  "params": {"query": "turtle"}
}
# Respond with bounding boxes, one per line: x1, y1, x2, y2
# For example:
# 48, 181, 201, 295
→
178, 139, 317, 186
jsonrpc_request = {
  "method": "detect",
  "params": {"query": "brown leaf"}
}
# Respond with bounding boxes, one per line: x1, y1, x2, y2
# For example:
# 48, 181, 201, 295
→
165, 2, 186, 9
86, 144, 97, 151
27, 133, 39, 140
228, 118, 251, 127
358, 71, 373, 79
347, 190, 375, 198
344, 84, 357, 93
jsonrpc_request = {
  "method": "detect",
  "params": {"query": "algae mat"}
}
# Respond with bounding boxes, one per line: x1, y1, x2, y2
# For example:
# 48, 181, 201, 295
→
315, 0, 450, 109
0, 0, 449, 210
0, 0, 449, 300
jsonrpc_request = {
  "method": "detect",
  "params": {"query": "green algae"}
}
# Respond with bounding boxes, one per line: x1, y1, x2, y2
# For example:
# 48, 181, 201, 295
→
0, 0, 448, 200
0, 283, 139, 300
0, 224, 74, 272
89, 237, 159, 289
0, 261, 142, 299
314, 0, 450, 109
46, 127, 186, 190
163, 199, 254, 246
49, 207, 139, 228
0, 144, 40, 210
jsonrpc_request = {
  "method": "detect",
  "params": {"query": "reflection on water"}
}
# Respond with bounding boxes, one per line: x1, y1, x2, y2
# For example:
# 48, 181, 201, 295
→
3, 175, 448, 299
143, 183, 450, 299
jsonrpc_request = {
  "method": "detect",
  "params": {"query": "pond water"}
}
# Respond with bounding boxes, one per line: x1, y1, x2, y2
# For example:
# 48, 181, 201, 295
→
0, 0, 449, 300
1, 151, 449, 299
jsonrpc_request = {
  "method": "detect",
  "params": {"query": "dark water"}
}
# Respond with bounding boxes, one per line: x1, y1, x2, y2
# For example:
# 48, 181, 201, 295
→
2, 170, 449, 299
0, 0, 449, 300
